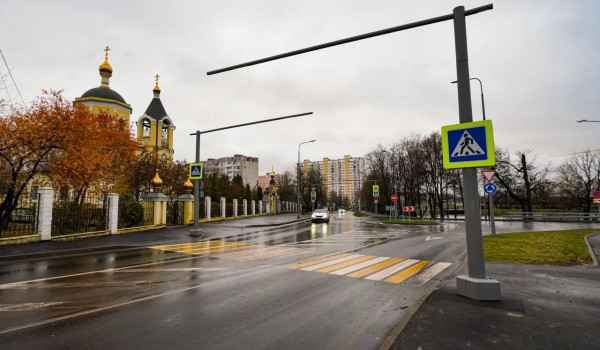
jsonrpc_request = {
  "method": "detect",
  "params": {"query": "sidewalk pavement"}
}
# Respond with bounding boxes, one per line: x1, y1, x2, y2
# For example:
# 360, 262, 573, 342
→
390, 233, 600, 350
2, 216, 599, 350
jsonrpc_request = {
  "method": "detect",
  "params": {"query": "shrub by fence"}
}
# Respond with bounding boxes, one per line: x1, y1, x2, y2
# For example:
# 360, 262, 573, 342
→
118, 199, 145, 228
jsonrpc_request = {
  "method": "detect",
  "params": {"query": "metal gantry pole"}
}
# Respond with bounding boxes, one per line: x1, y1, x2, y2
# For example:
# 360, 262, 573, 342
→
454, 6, 486, 280
454, 6, 499, 300
189, 113, 313, 236
297, 148, 301, 218
191, 131, 202, 236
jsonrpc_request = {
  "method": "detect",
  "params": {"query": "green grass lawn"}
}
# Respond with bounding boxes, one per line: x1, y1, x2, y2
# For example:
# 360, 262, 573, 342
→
353, 211, 370, 217
386, 218, 438, 225
483, 229, 598, 265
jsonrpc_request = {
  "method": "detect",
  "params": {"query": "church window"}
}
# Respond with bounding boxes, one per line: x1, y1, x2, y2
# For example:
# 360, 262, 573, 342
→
142, 119, 151, 137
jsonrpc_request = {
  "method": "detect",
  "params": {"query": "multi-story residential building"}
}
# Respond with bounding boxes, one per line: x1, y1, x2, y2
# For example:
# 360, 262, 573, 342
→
204, 154, 259, 187
301, 155, 365, 208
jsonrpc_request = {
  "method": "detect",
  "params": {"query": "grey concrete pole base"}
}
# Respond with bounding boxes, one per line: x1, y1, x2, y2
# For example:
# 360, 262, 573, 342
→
189, 229, 205, 238
456, 275, 501, 300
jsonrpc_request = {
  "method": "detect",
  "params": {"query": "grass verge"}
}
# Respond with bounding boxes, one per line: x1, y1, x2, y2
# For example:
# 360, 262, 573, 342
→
353, 211, 369, 217
483, 229, 597, 265
386, 219, 438, 225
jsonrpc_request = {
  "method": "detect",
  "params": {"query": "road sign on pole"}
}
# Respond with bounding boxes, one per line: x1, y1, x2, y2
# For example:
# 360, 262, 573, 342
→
483, 183, 498, 195
391, 194, 398, 202
441, 120, 496, 169
189, 163, 204, 180
481, 169, 496, 183
372, 185, 379, 197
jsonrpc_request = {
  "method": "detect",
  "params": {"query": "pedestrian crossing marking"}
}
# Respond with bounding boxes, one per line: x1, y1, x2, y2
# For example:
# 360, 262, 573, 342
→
299, 254, 364, 272
331, 256, 390, 276
151, 241, 309, 262
289, 253, 353, 270
412, 262, 452, 286
346, 258, 404, 278
365, 259, 419, 281
384, 260, 430, 284
314, 255, 377, 273
290, 253, 450, 285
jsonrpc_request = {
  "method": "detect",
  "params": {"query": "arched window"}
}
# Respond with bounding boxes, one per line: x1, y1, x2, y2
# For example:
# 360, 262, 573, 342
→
161, 119, 171, 147
142, 119, 151, 137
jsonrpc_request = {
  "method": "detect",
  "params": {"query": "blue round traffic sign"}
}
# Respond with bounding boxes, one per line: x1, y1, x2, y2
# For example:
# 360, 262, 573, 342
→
483, 183, 498, 195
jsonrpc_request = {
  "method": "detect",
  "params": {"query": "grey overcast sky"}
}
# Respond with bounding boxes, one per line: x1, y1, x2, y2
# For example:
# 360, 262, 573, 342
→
1, 1, 599, 174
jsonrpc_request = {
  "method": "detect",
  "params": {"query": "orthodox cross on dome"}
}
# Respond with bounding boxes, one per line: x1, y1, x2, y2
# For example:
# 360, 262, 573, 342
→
104, 46, 111, 59
154, 74, 160, 85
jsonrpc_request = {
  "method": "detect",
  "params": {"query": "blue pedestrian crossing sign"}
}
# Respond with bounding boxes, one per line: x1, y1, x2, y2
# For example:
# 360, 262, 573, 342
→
441, 120, 495, 169
189, 163, 204, 180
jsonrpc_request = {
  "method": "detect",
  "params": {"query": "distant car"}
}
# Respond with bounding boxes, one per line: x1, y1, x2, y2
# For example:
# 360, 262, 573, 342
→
311, 209, 330, 223
338, 208, 345, 215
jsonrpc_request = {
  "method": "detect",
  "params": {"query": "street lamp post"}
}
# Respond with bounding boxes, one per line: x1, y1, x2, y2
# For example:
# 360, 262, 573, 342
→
451, 77, 495, 235
577, 120, 600, 220
297, 140, 316, 218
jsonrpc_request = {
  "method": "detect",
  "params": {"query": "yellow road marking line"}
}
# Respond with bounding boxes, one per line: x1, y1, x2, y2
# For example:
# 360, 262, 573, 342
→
315, 255, 378, 273
384, 260, 430, 284
346, 258, 404, 278
289, 253, 352, 270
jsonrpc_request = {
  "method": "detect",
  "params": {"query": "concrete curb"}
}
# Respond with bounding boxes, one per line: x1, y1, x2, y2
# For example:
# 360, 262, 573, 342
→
584, 233, 599, 266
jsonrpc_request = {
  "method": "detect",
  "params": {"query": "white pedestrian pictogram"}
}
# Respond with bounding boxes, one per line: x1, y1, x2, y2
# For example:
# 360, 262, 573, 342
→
451, 130, 485, 157
191, 167, 201, 176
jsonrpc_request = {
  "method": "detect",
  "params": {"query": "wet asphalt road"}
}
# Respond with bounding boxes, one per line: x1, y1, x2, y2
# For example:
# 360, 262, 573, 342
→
1, 214, 599, 349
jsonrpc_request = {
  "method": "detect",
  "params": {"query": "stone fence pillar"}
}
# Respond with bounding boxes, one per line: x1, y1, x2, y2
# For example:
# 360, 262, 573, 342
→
37, 187, 53, 241
205, 196, 211, 220
259, 200, 263, 214
220, 197, 226, 219
107, 193, 119, 234
233, 199, 238, 217
177, 193, 195, 225
251, 200, 256, 215
243, 199, 248, 216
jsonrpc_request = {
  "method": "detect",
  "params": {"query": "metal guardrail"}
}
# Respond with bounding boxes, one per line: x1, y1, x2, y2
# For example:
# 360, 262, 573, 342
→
505, 212, 600, 222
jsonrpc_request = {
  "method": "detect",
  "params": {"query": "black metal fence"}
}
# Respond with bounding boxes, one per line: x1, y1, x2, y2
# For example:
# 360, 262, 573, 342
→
52, 194, 108, 236
0, 192, 39, 238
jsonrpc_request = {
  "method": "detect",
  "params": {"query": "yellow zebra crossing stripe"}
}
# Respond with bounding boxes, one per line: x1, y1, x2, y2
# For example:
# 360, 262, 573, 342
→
151, 241, 309, 262
289, 253, 449, 285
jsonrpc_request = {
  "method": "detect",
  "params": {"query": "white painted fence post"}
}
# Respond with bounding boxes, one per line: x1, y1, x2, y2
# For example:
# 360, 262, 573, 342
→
37, 187, 53, 241
107, 193, 119, 234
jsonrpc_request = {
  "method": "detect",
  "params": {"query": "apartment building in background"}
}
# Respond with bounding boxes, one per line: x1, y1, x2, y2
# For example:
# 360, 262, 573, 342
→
301, 155, 365, 207
205, 154, 259, 187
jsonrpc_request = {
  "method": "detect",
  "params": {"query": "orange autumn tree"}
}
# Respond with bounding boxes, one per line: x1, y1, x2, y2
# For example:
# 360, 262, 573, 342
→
48, 103, 138, 202
0, 90, 137, 228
